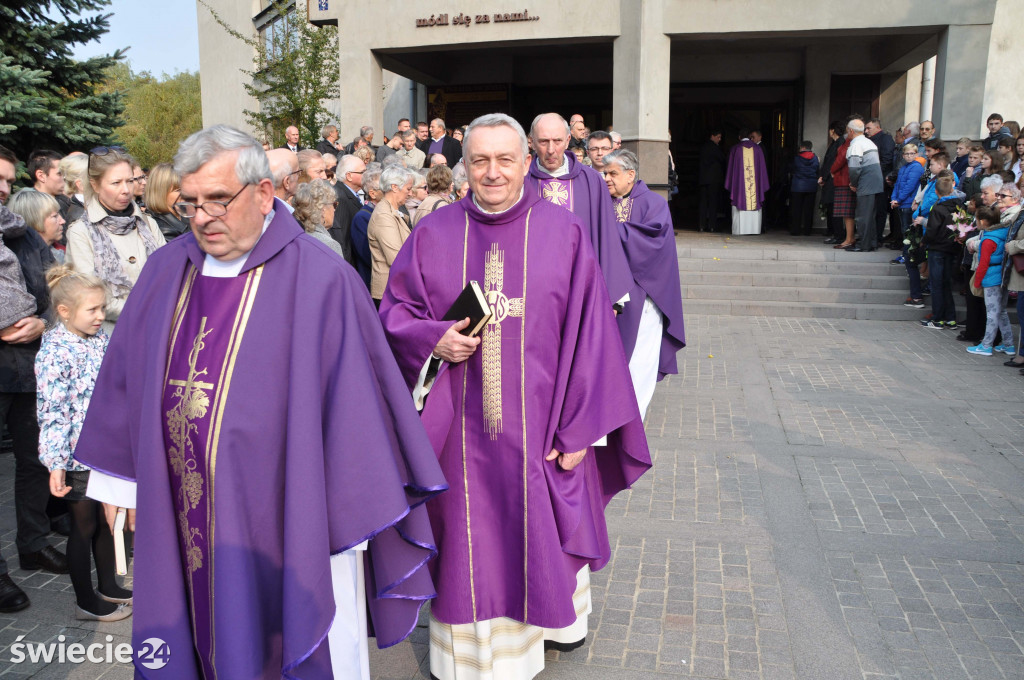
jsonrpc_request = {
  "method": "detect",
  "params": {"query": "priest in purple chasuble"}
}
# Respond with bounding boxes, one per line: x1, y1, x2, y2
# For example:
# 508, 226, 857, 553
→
724, 129, 770, 235
526, 113, 634, 309
379, 114, 652, 680
602, 149, 686, 421
74, 126, 447, 680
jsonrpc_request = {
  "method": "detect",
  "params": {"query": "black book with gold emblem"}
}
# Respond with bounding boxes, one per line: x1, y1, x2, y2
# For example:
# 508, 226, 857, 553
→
442, 280, 492, 337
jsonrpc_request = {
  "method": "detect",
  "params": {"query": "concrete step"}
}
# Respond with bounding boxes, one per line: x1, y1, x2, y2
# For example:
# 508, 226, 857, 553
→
684, 285, 908, 305
678, 257, 904, 276
678, 271, 909, 290
682, 299, 927, 321
678, 245, 898, 263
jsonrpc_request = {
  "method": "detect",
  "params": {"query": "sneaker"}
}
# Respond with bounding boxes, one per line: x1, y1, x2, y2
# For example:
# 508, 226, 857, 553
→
944, 321, 958, 330
921, 320, 944, 329
904, 298, 925, 308
966, 344, 994, 356
890, 256, 905, 265
994, 344, 1017, 355
921, 286, 931, 296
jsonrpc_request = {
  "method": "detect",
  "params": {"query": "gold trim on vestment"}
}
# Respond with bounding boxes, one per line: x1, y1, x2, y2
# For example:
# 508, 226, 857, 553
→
743, 146, 757, 209
461, 213, 477, 622
204, 264, 263, 674
520, 208, 531, 621
614, 197, 633, 223
482, 244, 504, 438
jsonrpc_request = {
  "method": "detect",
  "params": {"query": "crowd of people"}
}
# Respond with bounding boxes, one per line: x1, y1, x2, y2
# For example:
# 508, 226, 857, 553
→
0, 109, 686, 679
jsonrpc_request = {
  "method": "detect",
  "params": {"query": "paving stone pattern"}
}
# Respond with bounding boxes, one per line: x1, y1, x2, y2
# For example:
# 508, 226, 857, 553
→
1, 236, 1022, 679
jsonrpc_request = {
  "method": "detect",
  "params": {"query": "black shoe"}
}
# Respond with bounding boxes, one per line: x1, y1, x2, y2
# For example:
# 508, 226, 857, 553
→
49, 514, 70, 537
1004, 359, 1024, 367
847, 246, 865, 252
19, 546, 68, 574
0, 574, 29, 613
824, 237, 839, 244
956, 333, 978, 343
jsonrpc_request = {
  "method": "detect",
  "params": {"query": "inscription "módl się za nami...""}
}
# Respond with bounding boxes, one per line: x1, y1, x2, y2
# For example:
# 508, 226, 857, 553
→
415, 10, 540, 28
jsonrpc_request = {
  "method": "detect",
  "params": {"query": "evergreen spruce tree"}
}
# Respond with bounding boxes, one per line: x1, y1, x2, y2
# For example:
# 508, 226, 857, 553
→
0, 0, 124, 161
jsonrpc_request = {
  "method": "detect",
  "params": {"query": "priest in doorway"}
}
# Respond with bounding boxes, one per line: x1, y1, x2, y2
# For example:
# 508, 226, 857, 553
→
74, 125, 446, 679
724, 128, 770, 234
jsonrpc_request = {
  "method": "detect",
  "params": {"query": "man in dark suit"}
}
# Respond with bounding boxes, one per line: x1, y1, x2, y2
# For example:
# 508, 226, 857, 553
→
416, 118, 461, 169
866, 118, 896, 244
331, 154, 365, 264
697, 130, 726, 232
315, 124, 341, 155
280, 125, 304, 153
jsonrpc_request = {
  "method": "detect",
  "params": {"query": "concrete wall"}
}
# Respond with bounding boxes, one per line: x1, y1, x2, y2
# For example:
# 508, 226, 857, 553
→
982, 0, 1024, 137
196, 0, 260, 130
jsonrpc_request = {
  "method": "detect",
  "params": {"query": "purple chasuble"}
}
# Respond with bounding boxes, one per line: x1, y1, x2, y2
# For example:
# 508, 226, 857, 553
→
379, 191, 651, 629
527, 152, 633, 305
75, 205, 447, 679
613, 180, 686, 378
724, 140, 769, 211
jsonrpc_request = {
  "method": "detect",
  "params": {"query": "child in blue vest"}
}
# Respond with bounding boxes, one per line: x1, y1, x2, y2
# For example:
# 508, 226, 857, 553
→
36, 266, 132, 621
967, 206, 1016, 356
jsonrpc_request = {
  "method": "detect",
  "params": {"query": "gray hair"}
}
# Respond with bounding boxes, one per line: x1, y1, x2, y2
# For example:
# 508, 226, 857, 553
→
430, 118, 445, 129
380, 165, 414, 194
603, 149, 638, 174
360, 125, 374, 139
465, 113, 529, 161
322, 152, 336, 163
529, 113, 569, 140
1001, 184, 1023, 202
291, 179, 336, 232
362, 166, 383, 197
400, 130, 416, 141
905, 121, 921, 137
381, 154, 404, 168
980, 176, 1004, 193
174, 124, 272, 185
610, 131, 622, 143
412, 169, 428, 188
320, 124, 337, 138
7, 189, 59, 233
338, 154, 363, 175
453, 176, 469, 193
847, 119, 865, 133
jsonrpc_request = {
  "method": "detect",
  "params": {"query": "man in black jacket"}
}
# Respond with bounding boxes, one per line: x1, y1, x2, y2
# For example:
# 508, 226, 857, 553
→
315, 125, 341, 155
331, 154, 365, 264
919, 172, 963, 329
819, 121, 845, 244
866, 118, 895, 243
416, 118, 462, 169
279, 125, 303, 153
697, 130, 725, 232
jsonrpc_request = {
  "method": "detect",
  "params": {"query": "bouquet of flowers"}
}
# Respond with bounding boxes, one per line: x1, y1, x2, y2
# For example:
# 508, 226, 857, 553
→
947, 206, 976, 244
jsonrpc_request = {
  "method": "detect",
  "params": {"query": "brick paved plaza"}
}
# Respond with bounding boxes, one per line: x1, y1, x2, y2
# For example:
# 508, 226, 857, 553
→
0, 239, 1021, 679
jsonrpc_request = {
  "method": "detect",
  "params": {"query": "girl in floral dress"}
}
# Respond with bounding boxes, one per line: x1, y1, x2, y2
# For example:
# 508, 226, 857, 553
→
36, 265, 132, 621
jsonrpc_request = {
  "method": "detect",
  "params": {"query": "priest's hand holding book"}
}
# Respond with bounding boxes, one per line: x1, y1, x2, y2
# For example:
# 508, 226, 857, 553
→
432, 318, 481, 363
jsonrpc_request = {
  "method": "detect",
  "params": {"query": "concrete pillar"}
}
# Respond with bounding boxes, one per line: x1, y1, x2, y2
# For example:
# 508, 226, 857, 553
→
919, 57, 936, 122
802, 46, 832, 164
338, 42, 384, 143
904, 63, 923, 126
931, 24, 993, 140
982, 0, 1024, 138
613, 0, 670, 191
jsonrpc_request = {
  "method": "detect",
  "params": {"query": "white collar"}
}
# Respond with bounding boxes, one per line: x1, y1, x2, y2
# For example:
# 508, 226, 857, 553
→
471, 187, 524, 215
201, 209, 274, 278
548, 155, 571, 178
431, 134, 444, 143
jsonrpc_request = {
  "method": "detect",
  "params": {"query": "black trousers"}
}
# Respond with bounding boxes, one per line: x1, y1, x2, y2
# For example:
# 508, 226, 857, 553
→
874, 186, 892, 241
0, 392, 51, 572
789, 192, 817, 235
698, 185, 720, 231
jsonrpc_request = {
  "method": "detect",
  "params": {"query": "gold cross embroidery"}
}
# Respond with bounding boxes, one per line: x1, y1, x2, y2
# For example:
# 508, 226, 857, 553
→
542, 180, 569, 207
481, 244, 523, 439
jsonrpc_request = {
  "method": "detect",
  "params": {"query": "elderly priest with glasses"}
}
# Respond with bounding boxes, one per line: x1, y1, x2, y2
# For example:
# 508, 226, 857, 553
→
380, 113, 651, 680
73, 125, 447, 679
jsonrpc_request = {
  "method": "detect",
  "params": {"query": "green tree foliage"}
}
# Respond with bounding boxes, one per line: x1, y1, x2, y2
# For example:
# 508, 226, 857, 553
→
0, 0, 124, 161
101, 63, 202, 169
199, 0, 339, 148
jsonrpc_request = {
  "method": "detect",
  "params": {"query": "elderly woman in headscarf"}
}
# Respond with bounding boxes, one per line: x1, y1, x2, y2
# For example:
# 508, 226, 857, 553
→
65, 147, 165, 333
292, 180, 345, 257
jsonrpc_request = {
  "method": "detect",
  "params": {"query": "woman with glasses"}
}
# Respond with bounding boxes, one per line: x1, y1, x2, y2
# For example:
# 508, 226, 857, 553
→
292, 180, 345, 257
65, 147, 165, 333
1000, 185, 1024, 369
144, 163, 188, 241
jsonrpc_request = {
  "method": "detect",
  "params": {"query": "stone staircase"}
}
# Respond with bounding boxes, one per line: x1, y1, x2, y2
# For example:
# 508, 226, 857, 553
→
676, 233, 931, 321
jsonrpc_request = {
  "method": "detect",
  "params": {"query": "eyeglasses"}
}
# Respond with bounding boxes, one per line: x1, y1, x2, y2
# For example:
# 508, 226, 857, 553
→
996, 193, 1013, 199
173, 183, 251, 218
132, 175, 147, 183
88, 146, 126, 172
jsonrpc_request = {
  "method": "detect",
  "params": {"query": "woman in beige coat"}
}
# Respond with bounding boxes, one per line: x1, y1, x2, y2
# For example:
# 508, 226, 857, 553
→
66, 147, 165, 333
368, 165, 414, 305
